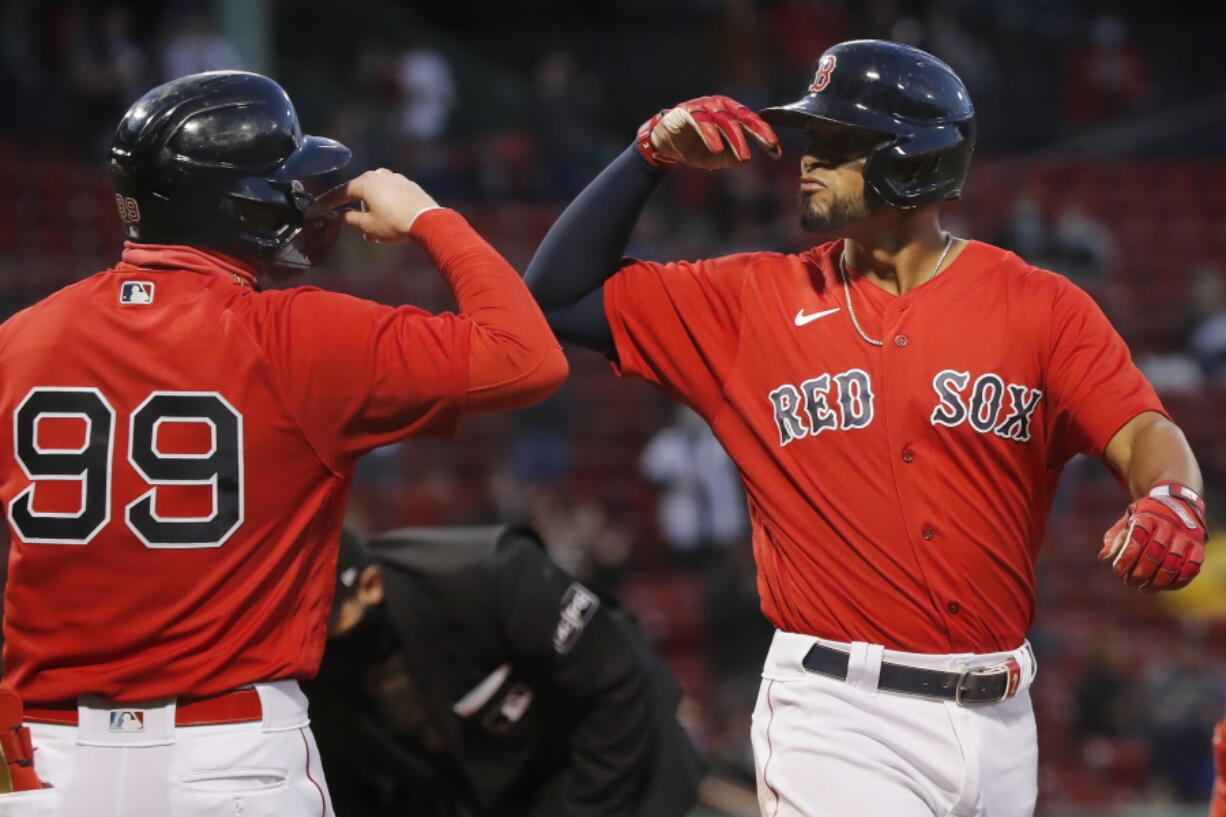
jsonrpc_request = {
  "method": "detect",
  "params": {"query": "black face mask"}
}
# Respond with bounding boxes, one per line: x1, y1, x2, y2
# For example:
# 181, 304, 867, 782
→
324, 601, 396, 679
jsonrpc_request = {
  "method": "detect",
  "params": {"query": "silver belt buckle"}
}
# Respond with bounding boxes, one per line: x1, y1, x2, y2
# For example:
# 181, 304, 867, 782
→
954, 658, 1023, 707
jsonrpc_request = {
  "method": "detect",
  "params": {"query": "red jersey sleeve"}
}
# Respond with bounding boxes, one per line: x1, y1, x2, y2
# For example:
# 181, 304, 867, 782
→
603, 254, 749, 416
250, 288, 471, 467
1044, 276, 1166, 459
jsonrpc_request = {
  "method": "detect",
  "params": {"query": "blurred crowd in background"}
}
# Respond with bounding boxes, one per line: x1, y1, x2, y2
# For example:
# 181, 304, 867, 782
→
2, 0, 1226, 812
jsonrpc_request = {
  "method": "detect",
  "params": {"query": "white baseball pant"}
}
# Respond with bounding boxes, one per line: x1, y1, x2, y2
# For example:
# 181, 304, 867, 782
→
4, 681, 333, 817
752, 631, 1038, 817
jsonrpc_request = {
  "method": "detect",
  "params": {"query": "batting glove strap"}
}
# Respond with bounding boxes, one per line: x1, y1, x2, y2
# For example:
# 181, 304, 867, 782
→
636, 111, 678, 170
1147, 479, 1206, 531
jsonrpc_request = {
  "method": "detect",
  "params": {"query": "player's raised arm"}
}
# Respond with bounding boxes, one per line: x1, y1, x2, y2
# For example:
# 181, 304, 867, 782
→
525, 96, 779, 354
323, 170, 568, 413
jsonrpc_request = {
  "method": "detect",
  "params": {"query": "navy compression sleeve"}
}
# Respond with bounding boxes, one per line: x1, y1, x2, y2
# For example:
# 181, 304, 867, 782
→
525, 145, 669, 356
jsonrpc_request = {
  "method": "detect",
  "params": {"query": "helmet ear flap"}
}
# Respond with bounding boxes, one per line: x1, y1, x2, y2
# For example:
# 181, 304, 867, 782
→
223, 177, 302, 237
221, 198, 296, 241
883, 154, 929, 187
862, 125, 971, 209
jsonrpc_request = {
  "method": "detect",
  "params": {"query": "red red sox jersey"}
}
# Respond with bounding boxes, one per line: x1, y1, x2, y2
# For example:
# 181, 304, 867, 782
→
605, 239, 1164, 654
0, 211, 477, 704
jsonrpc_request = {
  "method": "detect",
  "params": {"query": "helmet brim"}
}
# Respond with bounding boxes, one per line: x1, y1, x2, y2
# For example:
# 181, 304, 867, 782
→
759, 102, 833, 131
269, 135, 352, 184
760, 95, 933, 136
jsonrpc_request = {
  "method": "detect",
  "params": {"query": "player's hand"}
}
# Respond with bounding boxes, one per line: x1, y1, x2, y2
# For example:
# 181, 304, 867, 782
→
318, 168, 440, 243
1098, 480, 1206, 591
636, 95, 782, 170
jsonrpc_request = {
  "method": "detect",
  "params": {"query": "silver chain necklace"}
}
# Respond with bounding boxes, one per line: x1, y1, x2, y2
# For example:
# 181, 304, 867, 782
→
838, 233, 954, 347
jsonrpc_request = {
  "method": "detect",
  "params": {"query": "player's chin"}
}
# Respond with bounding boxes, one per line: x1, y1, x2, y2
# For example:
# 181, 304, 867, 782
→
797, 193, 821, 215
798, 201, 837, 235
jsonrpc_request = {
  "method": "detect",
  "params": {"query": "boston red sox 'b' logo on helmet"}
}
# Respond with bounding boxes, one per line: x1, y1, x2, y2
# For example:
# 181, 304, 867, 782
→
808, 55, 837, 92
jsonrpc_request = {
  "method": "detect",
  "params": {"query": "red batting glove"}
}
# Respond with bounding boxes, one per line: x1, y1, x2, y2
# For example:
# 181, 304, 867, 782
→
1098, 480, 1207, 591
635, 95, 781, 170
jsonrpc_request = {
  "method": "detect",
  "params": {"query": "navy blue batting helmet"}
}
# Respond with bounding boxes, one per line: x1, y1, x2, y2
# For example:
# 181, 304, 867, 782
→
760, 40, 975, 210
110, 71, 352, 269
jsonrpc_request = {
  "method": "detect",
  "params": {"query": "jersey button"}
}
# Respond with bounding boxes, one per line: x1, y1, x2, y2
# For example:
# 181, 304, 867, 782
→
894, 334, 908, 347
947, 601, 961, 615
922, 526, 934, 541
901, 447, 914, 463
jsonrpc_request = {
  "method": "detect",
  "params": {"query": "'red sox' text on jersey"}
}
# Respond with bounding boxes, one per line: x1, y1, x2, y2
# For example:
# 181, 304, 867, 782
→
604, 240, 1163, 654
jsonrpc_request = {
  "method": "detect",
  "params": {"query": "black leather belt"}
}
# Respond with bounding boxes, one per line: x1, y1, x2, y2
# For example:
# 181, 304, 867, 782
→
802, 642, 1025, 706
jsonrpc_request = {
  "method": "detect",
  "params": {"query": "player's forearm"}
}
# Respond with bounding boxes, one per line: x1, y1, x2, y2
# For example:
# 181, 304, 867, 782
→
412, 209, 568, 411
525, 145, 668, 310
1108, 412, 1202, 498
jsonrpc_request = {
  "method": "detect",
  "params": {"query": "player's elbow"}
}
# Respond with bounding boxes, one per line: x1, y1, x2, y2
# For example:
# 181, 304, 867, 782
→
513, 344, 570, 407
467, 341, 569, 413
540, 344, 570, 389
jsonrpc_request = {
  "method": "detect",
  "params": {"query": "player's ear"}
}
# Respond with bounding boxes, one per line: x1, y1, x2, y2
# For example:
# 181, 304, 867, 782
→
357, 565, 384, 606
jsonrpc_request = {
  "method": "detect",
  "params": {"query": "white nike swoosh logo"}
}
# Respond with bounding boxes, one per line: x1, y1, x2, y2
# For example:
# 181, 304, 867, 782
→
794, 307, 841, 326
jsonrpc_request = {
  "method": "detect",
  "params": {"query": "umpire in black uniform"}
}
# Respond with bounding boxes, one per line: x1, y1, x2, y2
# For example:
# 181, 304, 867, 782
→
304, 525, 705, 817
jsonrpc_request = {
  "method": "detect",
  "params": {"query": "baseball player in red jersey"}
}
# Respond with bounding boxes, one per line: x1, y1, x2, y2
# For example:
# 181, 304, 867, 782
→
0, 72, 566, 816
526, 40, 1206, 816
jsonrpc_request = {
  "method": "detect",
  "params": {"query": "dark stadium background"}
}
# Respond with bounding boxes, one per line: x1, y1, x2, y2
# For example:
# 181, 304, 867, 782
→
2, 1, 1225, 814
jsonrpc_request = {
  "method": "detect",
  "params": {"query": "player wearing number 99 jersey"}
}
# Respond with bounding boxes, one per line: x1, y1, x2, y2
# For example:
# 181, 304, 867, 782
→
0, 72, 565, 817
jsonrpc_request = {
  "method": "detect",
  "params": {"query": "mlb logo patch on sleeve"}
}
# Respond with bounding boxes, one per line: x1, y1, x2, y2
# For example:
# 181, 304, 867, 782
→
119, 281, 155, 305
